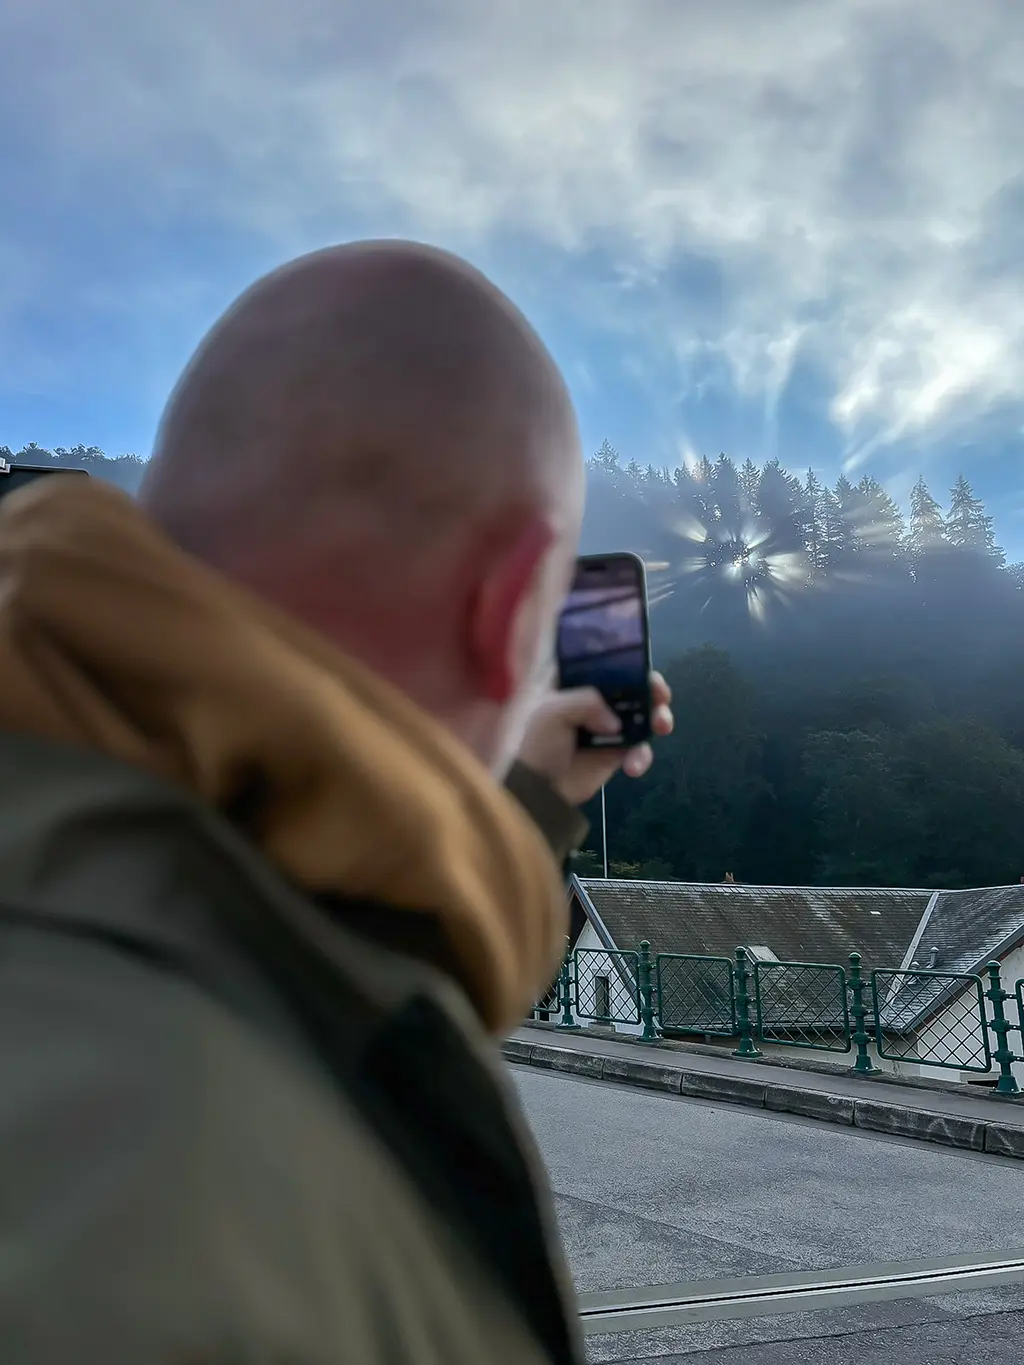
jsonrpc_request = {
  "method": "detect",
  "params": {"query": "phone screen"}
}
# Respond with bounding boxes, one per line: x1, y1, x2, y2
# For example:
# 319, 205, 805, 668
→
557, 552, 652, 748
0, 465, 89, 504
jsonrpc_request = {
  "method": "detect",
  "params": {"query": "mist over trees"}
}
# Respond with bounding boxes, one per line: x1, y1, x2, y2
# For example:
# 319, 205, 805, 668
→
6, 439, 1024, 889
580, 443, 1024, 890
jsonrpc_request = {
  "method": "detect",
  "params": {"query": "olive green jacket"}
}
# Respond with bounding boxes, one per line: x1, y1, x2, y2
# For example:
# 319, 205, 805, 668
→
0, 733, 587, 1364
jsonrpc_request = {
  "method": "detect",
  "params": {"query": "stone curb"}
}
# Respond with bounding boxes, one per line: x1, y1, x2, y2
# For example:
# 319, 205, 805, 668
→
519, 1018, 1022, 1106
504, 1039, 1024, 1160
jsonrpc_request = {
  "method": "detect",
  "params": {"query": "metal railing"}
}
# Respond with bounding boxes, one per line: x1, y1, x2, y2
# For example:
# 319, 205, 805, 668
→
872, 968, 991, 1073
573, 947, 641, 1026
656, 953, 735, 1037
754, 960, 851, 1054
531, 941, 1024, 1095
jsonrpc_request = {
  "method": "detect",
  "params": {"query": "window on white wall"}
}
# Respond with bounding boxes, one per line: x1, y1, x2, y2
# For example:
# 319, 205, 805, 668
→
595, 974, 611, 1020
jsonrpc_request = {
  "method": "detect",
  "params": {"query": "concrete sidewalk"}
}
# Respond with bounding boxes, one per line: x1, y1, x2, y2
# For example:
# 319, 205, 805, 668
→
505, 1022, 1024, 1159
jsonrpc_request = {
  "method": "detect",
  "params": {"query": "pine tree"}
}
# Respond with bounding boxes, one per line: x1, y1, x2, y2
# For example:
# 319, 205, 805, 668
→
684, 454, 716, 530
15, 442, 51, 462
739, 458, 761, 509
908, 477, 946, 553
803, 470, 827, 576
856, 475, 905, 556
946, 475, 1004, 562
712, 454, 742, 528
591, 439, 621, 475
833, 474, 866, 558
758, 458, 807, 557
693, 454, 715, 486
818, 485, 847, 570
53, 444, 106, 468
671, 464, 697, 500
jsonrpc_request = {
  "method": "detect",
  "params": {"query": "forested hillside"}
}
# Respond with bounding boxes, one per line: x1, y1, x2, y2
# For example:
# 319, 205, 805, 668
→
579, 443, 1024, 890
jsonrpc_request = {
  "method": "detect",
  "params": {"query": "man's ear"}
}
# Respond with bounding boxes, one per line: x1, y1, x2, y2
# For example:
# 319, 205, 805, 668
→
466, 514, 555, 704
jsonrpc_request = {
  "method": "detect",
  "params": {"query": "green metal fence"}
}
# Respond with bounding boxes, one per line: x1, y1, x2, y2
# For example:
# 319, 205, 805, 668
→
753, 960, 851, 1054
871, 968, 991, 1073
530, 944, 1024, 1094
573, 947, 641, 1026
656, 953, 735, 1037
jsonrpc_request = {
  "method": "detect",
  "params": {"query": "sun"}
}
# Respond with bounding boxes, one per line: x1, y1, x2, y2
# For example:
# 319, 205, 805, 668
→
647, 513, 811, 623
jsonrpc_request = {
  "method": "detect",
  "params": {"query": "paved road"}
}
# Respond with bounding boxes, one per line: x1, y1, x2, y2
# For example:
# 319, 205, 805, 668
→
512, 1066, 1024, 1363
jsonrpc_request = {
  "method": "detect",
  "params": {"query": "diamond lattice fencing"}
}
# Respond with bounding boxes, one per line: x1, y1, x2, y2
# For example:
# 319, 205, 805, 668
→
531, 982, 561, 1022
573, 948, 641, 1026
872, 968, 991, 1072
521, 932, 1024, 1090
752, 960, 852, 1053
655, 954, 736, 1036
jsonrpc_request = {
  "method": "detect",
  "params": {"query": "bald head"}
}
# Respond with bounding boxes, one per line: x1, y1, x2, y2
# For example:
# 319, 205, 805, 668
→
142, 241, 580, 556
139, 240, 584, 771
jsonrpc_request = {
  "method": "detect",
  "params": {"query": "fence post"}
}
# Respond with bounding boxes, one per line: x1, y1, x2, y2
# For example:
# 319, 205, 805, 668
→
638, 940, 658, 1041
557, 941, 581, 1031
984, 961, 1020, 1096
732, 947, 763, 1059
847, 953, 881, 1075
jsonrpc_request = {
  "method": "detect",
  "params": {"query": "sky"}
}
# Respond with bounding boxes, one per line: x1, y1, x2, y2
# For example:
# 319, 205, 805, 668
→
2, 0, 1024, 547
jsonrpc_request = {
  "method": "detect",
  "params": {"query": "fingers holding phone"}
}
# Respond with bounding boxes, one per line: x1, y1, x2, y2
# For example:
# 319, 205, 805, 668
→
516, 668, 673, 807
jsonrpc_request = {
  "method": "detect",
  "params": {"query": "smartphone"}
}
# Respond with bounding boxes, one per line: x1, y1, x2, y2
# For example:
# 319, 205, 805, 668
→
0, 462, 89, 504
557, 551, 652, 748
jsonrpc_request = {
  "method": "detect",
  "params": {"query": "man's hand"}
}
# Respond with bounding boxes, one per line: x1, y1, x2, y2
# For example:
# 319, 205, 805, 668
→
516, 673, 674, 808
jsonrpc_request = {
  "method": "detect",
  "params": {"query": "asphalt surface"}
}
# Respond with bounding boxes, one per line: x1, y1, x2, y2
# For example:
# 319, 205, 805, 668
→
512, 1066, 1024, 1363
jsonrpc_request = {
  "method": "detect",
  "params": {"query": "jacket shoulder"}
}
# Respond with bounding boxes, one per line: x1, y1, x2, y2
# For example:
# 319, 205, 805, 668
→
0, 922, 564, 1365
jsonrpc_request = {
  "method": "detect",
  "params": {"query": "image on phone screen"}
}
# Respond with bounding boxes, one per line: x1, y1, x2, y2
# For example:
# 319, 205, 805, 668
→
557, 552, 652, 748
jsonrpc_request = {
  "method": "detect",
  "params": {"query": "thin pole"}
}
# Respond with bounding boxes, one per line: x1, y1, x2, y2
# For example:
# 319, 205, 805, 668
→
601, 785, 609, 878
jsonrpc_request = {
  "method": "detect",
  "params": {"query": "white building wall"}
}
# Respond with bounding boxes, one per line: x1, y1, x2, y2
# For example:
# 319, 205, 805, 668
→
907, 942, 1024, 1086
571, 921, 644, 1035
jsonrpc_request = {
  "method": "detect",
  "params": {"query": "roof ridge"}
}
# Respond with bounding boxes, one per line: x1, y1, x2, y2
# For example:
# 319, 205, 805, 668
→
578, 879, 936, 893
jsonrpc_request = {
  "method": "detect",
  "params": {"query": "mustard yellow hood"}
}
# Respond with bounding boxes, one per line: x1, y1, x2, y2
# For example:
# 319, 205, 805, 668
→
0, 476, 568, 1032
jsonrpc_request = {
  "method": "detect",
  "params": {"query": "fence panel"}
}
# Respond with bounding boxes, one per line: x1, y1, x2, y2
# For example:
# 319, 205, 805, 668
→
753, 961, 851, 1052
531, 982, 560, 1022
872, 968, 991, 1072
573, 948, 641, 1025
656, 954, 736, 1036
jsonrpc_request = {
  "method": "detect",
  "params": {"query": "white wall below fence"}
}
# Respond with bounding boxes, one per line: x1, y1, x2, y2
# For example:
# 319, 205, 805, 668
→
906, 941, 1024, 1088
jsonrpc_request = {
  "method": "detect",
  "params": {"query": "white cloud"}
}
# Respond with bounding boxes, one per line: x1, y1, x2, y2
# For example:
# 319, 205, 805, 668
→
2, 0, 1024, 453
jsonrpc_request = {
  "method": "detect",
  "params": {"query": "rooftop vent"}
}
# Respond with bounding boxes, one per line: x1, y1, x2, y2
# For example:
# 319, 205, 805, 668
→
746, 945, 779, 963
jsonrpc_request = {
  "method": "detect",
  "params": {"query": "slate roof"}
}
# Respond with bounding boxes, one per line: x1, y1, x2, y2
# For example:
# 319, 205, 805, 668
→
918, 886, 1024, 977
878, 885, 1024, 1033
571, 877, 932, 970
571, 878, 1024, 1038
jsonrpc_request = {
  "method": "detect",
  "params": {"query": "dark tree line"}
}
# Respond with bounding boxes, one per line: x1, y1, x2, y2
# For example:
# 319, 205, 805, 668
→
1, 443, 145, 495
579, 443, 1024, 890
7, 440, 1024, 889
